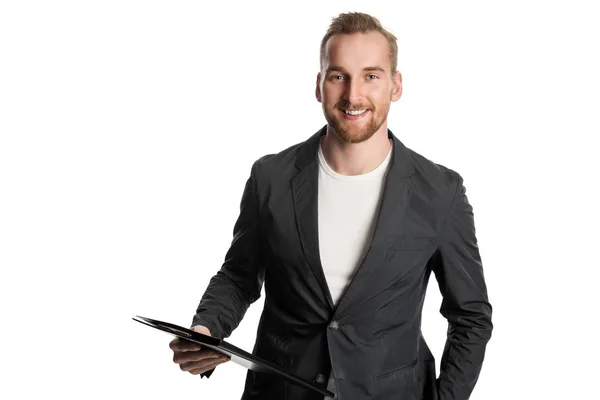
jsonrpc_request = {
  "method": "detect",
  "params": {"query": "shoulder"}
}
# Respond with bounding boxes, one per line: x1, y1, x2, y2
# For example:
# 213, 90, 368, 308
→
248, 139, 306, 179
404, 144, 463, 196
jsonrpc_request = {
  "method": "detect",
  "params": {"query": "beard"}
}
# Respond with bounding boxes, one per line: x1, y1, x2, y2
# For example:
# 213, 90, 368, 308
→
323, 100, 389, 144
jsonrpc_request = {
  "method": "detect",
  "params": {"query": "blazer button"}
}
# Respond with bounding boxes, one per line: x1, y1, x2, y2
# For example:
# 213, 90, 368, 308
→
315, 373, 326, 384
329, 320, 339, 330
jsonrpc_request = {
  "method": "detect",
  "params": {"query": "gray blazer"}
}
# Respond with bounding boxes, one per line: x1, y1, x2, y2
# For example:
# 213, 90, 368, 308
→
192, 125, 493, 400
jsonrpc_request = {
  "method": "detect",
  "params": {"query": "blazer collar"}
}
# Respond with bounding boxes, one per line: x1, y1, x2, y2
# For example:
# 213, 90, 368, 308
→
294, 124, 415, 180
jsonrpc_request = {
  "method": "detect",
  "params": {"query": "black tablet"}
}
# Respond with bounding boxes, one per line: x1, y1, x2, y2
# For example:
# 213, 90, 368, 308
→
132, 315, 334, 397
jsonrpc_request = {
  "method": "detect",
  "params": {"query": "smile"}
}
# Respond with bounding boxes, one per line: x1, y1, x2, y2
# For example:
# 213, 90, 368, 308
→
344, 109, 367, 115
340, 108, 370, 120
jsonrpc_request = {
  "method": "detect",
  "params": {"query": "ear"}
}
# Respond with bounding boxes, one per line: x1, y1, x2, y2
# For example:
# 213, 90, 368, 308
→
391, 71, 403, 102
315, 72, 322, 103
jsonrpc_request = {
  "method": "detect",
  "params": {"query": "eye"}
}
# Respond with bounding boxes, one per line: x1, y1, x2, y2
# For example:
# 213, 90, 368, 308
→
330, 75, 345, 80
367, 74, 378, 80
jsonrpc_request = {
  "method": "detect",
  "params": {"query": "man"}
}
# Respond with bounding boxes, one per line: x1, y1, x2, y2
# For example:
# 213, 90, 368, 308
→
170, 12, 493, 400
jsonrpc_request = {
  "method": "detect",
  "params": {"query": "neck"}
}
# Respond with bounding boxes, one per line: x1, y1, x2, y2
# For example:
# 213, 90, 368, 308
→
321, 125, 392, 176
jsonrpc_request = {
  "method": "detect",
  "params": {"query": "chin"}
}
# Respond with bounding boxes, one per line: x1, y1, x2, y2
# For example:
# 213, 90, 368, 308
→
324, 113, 379, 143
336, 128, 376, 144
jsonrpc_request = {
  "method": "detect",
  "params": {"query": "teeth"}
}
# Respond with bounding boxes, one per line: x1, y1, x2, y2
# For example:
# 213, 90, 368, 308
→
344, 109, 367, 116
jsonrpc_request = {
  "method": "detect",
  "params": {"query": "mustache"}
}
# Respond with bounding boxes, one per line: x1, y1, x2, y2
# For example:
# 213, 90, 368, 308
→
336, 102, 373, 111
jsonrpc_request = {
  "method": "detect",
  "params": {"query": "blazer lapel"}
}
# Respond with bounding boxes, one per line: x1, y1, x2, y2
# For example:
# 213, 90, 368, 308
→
332, 133, 416, 320
292, 126, 335, 310
291, 125, 416, 317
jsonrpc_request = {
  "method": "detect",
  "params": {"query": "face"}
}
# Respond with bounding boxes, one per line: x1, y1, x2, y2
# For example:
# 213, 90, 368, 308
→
316, 31, 402, 144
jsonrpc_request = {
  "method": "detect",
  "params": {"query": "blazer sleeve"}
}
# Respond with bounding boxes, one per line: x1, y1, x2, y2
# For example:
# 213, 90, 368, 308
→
190, 159, 266, 379
432, 173, 493, 399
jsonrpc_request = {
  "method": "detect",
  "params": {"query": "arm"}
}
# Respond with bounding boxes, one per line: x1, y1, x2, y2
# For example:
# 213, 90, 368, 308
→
432, 173, 493, 399
191, 160, 266, 378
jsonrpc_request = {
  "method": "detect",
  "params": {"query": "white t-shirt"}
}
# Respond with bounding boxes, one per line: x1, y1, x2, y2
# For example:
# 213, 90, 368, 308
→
317, 137, 393, 399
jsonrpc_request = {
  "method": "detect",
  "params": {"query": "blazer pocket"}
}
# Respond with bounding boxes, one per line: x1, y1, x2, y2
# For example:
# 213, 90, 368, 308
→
388, 237, 434, 251
373, 356, 419, 380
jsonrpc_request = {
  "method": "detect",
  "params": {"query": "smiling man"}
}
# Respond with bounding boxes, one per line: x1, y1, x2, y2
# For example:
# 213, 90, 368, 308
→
170, 12, 493, 400
317, 28, 401, 151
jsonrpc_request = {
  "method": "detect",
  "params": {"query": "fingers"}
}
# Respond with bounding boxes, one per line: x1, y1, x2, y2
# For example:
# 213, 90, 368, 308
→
169, 338, 202, 352
180, 356, 231, 375
173, 349, 223, 364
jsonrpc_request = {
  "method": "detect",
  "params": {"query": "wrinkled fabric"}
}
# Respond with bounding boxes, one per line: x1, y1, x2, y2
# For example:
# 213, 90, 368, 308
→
192, 125, 493, 400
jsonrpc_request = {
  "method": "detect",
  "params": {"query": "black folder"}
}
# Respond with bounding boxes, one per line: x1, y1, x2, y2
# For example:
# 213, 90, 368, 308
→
132, 315, 334, 398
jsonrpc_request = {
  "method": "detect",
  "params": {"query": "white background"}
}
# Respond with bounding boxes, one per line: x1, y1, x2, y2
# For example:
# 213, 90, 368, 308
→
1, 1, 599, 399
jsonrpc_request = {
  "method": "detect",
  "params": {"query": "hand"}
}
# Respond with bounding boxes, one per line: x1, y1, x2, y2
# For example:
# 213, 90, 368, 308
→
169, 325, 231, 375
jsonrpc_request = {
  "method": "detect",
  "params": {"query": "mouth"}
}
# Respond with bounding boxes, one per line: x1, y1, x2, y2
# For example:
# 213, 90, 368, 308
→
340, 108, 370, 120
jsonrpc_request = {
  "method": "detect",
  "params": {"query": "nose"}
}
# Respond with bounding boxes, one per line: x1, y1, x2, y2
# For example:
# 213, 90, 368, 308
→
343, 79, 364, 106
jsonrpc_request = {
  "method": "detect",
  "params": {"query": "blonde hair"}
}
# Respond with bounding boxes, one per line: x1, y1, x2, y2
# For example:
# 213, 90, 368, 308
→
320, 12, 398, 76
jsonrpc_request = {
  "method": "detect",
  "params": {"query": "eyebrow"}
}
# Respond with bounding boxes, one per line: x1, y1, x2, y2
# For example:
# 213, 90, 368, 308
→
325, 66, 386, 74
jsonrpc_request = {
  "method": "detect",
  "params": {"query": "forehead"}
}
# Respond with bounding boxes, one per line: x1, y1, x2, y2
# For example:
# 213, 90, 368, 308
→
323, 31, 390, 71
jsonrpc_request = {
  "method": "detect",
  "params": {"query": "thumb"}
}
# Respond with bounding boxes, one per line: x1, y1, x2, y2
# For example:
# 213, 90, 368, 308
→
191, 325, 211, 337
